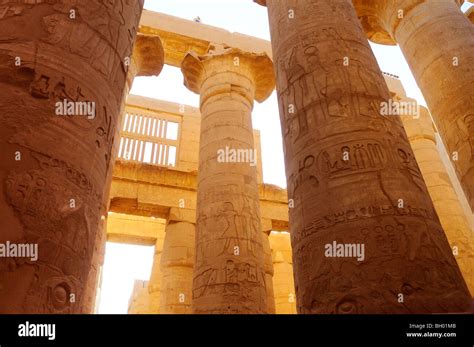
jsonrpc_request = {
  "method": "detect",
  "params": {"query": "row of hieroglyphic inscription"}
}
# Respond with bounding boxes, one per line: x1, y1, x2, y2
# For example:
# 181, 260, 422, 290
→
292, 203, 438, 246
288, 138, 424, 197
293, 218, 468, 314
27, 66, 116, 179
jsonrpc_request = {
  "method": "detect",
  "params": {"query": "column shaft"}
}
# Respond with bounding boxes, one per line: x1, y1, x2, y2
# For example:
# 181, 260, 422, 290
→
402, 108, 474, 296
147, 235, 165, 314
0, 1, 143, 313
159, 221, 195, 314
393, 0, 474, 211
262, 229, 276, 314
269, 232, 297, 314
262, 0, 470, 313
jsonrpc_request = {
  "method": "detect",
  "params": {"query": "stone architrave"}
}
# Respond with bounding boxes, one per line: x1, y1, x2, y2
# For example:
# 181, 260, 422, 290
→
181, 47, 275, 313
256, 0, 471, 313
0, 1, 144, 313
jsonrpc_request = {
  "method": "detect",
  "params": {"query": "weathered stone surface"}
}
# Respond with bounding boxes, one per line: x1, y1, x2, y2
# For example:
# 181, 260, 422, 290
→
181, 48, 275, 313
257, 0, 471, 313
0, 1, 144, 313
354, 0, 474, 212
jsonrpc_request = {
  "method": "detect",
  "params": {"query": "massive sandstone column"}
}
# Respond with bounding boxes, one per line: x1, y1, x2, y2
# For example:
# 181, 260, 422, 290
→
353, 0, 474, 211
181, 47, 275, 313
401, 107, 474, 296
79, 34, 164, 312
256, 0, 471, 313
0, 1, 144, 313
159, 211, 195, 314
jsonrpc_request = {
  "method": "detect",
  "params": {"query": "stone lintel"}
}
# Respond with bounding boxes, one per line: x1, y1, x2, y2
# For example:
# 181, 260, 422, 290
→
139, 10, 272, 67
109, 161, 289, 231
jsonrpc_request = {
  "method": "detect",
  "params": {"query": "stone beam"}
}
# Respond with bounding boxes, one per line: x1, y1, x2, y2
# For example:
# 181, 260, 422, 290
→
138, 10, 272, 67
107, 213, 166, 246
109, 160, 289, 231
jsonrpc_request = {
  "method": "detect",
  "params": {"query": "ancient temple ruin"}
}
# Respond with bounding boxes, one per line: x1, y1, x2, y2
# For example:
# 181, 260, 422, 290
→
0, 0, 473, 314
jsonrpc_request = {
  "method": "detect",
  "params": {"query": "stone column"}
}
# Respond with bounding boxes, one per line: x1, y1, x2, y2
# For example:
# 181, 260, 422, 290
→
0, 1, 144, 313
159, 210, 195, 314
401, 107, 474, 296
262, 219, 276, 314
354, 0, 474, 211
181, 47, 275, 314
147, 234, 165, 313
256, 0, 471, 313
269, 232, 297, 314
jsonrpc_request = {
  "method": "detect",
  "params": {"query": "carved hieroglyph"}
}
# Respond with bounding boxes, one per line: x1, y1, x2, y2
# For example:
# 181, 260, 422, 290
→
354, 0, 474, 212
181, 48, 275, 313
0, 1, 144, 313
257, 0, 471, 313
402, 107, 474, 296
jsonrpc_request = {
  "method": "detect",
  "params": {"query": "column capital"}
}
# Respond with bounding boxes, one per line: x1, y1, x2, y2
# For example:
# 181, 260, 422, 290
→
127, 34, 164, 92
132, 33, 165, 77
181, 47, 275, 104
254, 0, 267, 6
353, 0, 464, 45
